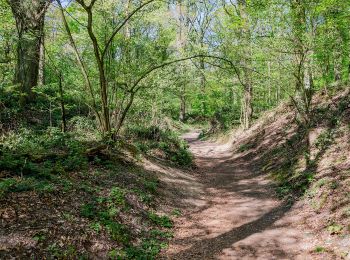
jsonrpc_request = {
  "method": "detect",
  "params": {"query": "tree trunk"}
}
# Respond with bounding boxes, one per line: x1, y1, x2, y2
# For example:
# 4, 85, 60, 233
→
179, 84, 186, 122
56, 0, 102, 128
8, 0, 49, 105
290, 0, 314, 126
176, 0, 187, 122
80, 1, 110, 134
242, 83, 253, 129
38, 25, 45, 86
200, 55, 206, 114
334, 35, 342, 83
58, 74, 67, 132
238, 0, 253, 130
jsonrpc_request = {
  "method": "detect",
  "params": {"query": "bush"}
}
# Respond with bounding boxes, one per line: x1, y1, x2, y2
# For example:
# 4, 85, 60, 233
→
0, 128, 88, 196
125, 125, 193, 167
148, 212, 173, 228
67, 116, 100, 141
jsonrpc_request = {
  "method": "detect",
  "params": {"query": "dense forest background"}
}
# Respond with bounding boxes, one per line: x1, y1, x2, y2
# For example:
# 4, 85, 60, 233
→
1, 0, 349, 135
1, 0, 350, 258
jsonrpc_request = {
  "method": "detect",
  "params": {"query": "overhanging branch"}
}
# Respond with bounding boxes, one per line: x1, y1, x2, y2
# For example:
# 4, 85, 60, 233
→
131, 54, 247, 92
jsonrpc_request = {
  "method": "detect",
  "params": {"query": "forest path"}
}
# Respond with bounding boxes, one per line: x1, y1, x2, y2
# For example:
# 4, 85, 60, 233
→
163, 131, 316, 259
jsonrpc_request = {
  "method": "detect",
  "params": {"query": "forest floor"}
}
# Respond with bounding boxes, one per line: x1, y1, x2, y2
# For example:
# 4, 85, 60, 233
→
161, 129, 343, 259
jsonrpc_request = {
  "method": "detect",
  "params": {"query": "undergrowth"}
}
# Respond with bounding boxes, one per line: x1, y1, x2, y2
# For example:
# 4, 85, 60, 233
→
125, 125, 193, 167
0, 126, 175, 259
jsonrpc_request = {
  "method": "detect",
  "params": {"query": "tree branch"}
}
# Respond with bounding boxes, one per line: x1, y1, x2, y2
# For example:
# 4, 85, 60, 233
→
131, 54, 244, 92
102, 0, 157, 58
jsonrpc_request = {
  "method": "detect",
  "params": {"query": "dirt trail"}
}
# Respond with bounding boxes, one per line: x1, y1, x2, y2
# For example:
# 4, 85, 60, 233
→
163, 130, 317, 259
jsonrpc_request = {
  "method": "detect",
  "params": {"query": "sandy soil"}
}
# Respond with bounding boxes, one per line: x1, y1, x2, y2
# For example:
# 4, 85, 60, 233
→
162, 130, 322, 260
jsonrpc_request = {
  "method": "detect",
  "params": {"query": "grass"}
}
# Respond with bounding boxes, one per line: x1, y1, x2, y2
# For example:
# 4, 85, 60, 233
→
148, 212, 173, 228
314, 246, 326, 253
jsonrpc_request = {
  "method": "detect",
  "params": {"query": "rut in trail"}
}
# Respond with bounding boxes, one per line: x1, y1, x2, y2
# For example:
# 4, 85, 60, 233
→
162, 130, 317, 260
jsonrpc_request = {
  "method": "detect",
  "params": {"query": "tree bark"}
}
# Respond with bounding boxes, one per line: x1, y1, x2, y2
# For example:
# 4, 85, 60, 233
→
238, 0, 253, 130
290, 0, 314, 126
75, 0, 111, 133
200, 55, 206, 114
56, 0, 102, 128
38, 24, 45, 86
242, 83, 253, 129
8, 0, 50, 105
58, 73, 67, 132
180, 84, 186, 122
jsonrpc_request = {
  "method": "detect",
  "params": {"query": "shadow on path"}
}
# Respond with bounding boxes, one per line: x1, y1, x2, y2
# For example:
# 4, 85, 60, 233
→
167, 202, 292, 259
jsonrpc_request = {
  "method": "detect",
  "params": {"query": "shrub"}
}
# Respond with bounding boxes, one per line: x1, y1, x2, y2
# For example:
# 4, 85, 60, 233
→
110, 187, 126, 206
148, 212, 173, 228
0, 128, 88, 179
125, 125, 193, 167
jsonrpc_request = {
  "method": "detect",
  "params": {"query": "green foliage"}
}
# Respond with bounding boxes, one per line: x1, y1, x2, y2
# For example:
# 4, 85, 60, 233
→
1, 128, 88, 173
0, 128, 91, 196
0, 177, 57, 198
125, 238, 168, 260
133, 188, 154, 205
314, 246, 326, 253
238, 142, 256, 153
143, 180, 158, 194
78, 183, 172, 254
149, 229, 173, 239
80, 203, 96, 219
90, 222, 102, 233
47, 244, 78, 259
108, 249, 121, 259
79, 186, 132, 244
110, 187, 126, 206
104, 221, 130, 244
315, 130, 334, 150
327, 222, 343, 234
171, 209, 182, 217
0, 178, 17, 197
33, 233, 46, 243
127, 125, 193, 167
2, 0, 350, 258
148, 212, 173, 228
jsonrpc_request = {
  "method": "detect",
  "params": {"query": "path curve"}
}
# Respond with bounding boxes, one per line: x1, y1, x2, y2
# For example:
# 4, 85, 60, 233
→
163, 131, 317, 259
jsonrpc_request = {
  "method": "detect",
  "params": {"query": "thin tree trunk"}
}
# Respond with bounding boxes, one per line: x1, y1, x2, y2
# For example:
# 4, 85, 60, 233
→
83, 3, 110, 133
200, 55, 206, 114
180, 84, 186, 122
242, 83, 253, 129
238, 0, 253, 130
38, 25, 45, 86
59, 73, 67, 132
49, 101, 52, 127
115, 92, 135, 135
56, 0, 102, 128
334, 36, 342, 83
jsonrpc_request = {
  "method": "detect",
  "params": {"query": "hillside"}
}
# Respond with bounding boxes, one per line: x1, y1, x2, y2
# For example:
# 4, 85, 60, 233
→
229, 87, 350, 257
0, 128, 193, 258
